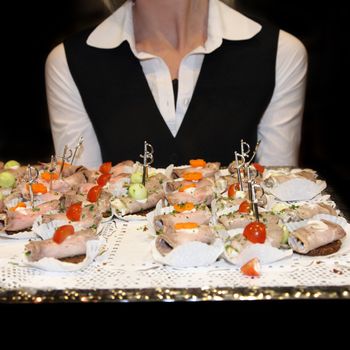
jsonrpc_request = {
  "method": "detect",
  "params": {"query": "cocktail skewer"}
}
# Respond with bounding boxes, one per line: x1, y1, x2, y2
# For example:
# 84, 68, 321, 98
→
240, 139, 251, 160
70, 136, 84, 165
27, 165, 39, 210
48, 155, 57, 192
251, 183, 264, 222
235, 151, 245, 191
140, 141, 154, 185
57, 145, 73, 179
247, 139, 261, 165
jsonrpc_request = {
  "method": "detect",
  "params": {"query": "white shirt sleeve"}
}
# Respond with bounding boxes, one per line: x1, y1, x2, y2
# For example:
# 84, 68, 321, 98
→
45, 43, 103, 169
256, 30, 308, 166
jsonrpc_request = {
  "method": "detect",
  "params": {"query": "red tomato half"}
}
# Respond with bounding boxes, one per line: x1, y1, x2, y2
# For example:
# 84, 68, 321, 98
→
243, 221, 266, 243
99, 162, 112, 175
87, 185, 102, 203
240, 258, 261, 277
97, 173, 111, 187
252, 163, 265, 174
66, 202, 82, 221
238, 200, 251, 214
53, 225, 75, 244
228, 183, 241, 198
227, 184, 235, 198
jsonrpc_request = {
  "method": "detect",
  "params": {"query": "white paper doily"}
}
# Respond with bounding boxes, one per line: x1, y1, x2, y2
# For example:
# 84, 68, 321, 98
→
0, 218, 349, 290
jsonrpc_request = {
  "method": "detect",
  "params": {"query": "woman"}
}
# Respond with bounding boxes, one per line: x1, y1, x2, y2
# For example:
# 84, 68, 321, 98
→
46, 0, 307, 168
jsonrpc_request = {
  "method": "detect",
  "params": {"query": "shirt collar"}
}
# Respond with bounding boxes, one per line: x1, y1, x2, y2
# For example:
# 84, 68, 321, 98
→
87, 0, 262, 53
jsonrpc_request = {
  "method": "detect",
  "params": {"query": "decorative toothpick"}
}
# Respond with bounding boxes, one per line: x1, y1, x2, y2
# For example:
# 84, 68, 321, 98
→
57, 145, 73, 178
140, 141, 154, 185
240, 139, 251, 160
247, 167, 254, 204
27, 165, 39, 209
70, 136, 84, 165
235, 151, 245, 191
251, 183, 264, 222
48, 155, 57, 192
247, 139, 262, 165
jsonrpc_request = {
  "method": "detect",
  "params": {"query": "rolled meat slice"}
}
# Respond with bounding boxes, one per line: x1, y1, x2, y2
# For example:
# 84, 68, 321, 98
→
165, 177, 214, 193
172, 162, 220, 179
288, 219, 346, 254
278, 203, 337, 223
154, 206, 211, 233
219, 212, 255, 230
25, 228, 97, 262
264, 169, 317, 188
111, 173, 167, 215
156, 224, 216, 256
166, 185, 214, 206
4, 200, 61, 233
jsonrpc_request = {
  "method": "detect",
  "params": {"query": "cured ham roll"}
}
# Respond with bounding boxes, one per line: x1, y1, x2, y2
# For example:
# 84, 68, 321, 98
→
25, 229, 97, 262
166, 185, 214, 206
288, 219, 346, 255
172, 162, 220, 179
111, 173, 166, 215
264, 169, 317, 188
110, 160, 134, 177
154, 207, 211, 233
156, 225, 216, 256
277, 203, 337, 223
219, 212, 255, 230
4, 200, 61, 233
165, 177, 214, 193
113, 191, 164, 215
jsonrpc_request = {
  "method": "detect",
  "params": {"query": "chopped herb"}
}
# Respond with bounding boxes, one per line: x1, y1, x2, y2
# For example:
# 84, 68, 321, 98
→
25, 251, 31, 256
32, 207, 40, 212
90, 224, 97, 230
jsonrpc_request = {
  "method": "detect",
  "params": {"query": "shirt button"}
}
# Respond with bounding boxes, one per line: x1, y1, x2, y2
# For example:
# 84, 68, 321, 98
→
184, 98, 190, 107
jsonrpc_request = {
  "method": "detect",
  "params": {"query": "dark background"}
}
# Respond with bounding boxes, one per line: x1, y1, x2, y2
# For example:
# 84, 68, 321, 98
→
1, 0, 348, 208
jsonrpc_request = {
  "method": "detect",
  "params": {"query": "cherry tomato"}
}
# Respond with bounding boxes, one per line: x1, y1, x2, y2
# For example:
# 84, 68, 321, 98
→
87, 185, 102, 203
228, 184, 235, 198
66, 202, 82, 221
243, 221, 266, 243
99, 162, 112, 175
252, 163, 265, 174
228, 183, 241, 198
238, 200, 251, 214
240, 258, 261, 277
97, 173, 111, 187
53, 225, 75, 244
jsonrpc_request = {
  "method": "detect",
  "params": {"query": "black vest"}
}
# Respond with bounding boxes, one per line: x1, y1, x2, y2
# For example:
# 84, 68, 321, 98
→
64, 21, 278, 167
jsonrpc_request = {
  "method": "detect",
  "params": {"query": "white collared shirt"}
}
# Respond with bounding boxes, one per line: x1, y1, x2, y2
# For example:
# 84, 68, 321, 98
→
46, 0, 307, 168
